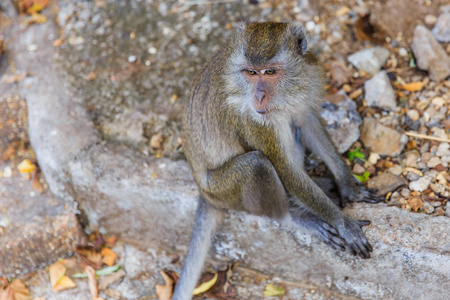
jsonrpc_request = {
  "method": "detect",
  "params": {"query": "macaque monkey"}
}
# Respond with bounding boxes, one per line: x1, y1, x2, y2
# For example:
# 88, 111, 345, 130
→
172, 22, 382, 299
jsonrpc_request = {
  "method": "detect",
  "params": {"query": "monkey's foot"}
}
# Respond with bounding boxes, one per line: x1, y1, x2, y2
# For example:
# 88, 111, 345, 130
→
339, 182, 384, 207
336, 217, 373, 259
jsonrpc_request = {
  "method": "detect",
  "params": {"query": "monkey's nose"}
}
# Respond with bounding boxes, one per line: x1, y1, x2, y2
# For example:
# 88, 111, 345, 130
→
255, 90, 266, 102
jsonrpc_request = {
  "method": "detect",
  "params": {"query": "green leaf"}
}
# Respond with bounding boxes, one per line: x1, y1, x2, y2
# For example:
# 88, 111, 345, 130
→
72, 265, 121, 278
354, 171, 370, 183
264, 284, 285, 296
348, 147, 365, 162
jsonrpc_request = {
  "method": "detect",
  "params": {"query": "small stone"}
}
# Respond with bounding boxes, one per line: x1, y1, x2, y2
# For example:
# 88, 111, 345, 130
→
360, 118, 407, 156
150, 134, 164, 149
431, 97, 446, 109
424, 14, 438, 25
421, 152, 432, 163
405, 151, 419, 168
348, 47, 390, 76
388, 165, 403, 176
407, 109, 420, 122
352, 164, 366, 175
427, 157, 442, 168
409, 175, 432, 192
429, 201, 442, 208
364, 71, 397, 111
445, 202, 450, 217
422, 201, 435, 214
436, 143, 449, 157
367, 172, 408, 196
406, 172, 421, 181
398, 47, 408, 57
368, 153, 380, 165
430, 183, 450, 197
411, 25, 450, 81
400, 188, 411, 198
432, 5, 450, 42
128, 55, 137, 63
435, 207, 445, 216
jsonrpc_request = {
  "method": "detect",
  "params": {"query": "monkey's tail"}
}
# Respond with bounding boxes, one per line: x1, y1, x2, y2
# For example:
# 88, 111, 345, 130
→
172, 197, 223, 300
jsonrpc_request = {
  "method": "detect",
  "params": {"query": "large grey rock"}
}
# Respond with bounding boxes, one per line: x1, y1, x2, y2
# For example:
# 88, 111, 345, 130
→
367, 172, 408, 196
412, 25, 450, 81
432, 5, 450, 42
320, 91, 362, 153
3, 1, 450, 299
364, 71, 397, 111
347, 47, 390, 76
360, 118, 408, 156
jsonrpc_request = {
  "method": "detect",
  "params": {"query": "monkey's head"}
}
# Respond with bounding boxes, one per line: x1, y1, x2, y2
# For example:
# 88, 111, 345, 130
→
224, 22, 324, 124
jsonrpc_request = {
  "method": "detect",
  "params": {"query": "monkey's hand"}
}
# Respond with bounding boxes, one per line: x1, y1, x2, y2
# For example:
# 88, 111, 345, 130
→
338, 178, 384, 208
335, 217, 372, 259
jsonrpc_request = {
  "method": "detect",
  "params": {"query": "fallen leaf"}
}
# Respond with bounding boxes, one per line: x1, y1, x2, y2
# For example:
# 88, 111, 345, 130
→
84, 72, 97, 81
20, 0, 49, 14
85, 266, 98, 300
193, 272, 218, 296
100, 248, 116, 266
72, 265, 122, 278
156, 270, 174, 300
17, 159, 36, 174
0, 284, 14, 300
354, 14, 385, 43
77, 246, 103, 268
398, 81, 426, 92
0, 142, 19, 162
407, 197, 423, 212
53, 38, 63, 47
25, 13, 47, 25
105, 236, 117, 245
201, 265, 237, 299
264, 284, 285, 296
52, 276, 76, 292
31, 171, 44, 193
49, 262, 66, 288
98, 269, 126, 290
1, 73, 27, 84
9, 279, 30, 300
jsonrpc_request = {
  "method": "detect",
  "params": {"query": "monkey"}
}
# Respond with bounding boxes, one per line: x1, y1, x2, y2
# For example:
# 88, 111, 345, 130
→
172, 22, 382, 299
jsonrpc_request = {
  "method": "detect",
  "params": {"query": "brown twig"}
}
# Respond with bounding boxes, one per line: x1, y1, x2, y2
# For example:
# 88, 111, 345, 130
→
405, 131, 450, 143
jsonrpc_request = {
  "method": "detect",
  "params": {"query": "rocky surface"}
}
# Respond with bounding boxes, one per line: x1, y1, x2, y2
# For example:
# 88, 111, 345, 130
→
364, 70, 397, 111
347, 47, 390, 76
412, 25, 450, 81
432, 5, 450, 42
360, 118, 407, 156
367, 172, 408, 196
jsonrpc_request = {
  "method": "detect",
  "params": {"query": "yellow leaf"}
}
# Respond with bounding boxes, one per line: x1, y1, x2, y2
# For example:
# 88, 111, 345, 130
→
9, 279, 30, 300
399, 81, 426, 92
49, 262, 66, 288
101, 248, 117, 266
52, 276, 76, 292
25, 13, 47, 25
85, 266, 98, 300
192, 273, 218, 296
17, 159, 36, 174
264, 284, 285, 296
156, 271, 174, 300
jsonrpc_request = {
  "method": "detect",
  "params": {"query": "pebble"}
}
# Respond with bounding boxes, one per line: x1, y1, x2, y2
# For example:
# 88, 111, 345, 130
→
445, 202, 450, 217
409, 175, 432, 192
436, 143, 449, 157
432, 5, 450, 42
427, 157, 442, 168
388, 165, 403, 176
424, 14, 438, 25
400, 188, 411, 198
347, 46, 390, 76
364, 71, 397, 111
407, 109, 420, 122
360, 118, 407, 156
367, 172, 408, 196
422, 201, 435, 214
411, 25, 450, 81
421, 152, 432, 163
431, 97, 446, 109
398, 47, 408, 57
406, 172, 421, 181
352, 163, 366, 175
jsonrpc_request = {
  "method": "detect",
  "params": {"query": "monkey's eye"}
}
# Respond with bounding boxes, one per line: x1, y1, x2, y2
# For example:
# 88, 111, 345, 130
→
246, 70, 257, 75
264, 69, 276, 75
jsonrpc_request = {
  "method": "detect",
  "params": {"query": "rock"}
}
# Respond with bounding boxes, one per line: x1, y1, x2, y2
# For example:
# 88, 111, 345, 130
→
430, 183, 450, 198
409, 175, 432, 192
388, 165, 403, 176
360, 118, 407, 156
405, 151, 419, 168
367, 172, 408, 196
436, 143, 450, 157
407, 109, 420, 122
400, 188, 411, 198
425, 14, 438, 25
432, 5, 450, 42
352, 163, 366, 175
422, 201, 435, 214
406, 172, 421, 181
320, 90, 362, 153
364, 71, 397, 111
445, 202, 450, 217
427, 157, 442, 168
411, 25, 450, 81
347, 47, 390, 76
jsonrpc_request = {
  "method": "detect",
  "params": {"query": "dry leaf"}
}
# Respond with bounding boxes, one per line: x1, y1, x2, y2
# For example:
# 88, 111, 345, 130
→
399, 81, 426, 92
49, 262, 66, 288
52, 276, 76, 292
1, 73, 27, 84
192, 273, 218, 296
264, 284, 285, 296
85, 266, 98, 300
105, 236, 117, 245
156, 271, 174, 300
407, 197, 423, 212
25, 13, 47, 25
0, 284, 14, 300
31, 171, 44, 193
77, 247, 103, 268
17, 159, 36, 174
354, 14, 385, 43
84, 72, 97, 81
0, 142, 18, 162
98, 269, 126, 290
100, 248, 117, 266
20, 0, 49, 14
9, 279, 30, 300
53, 39, 63, 47
200, 265, 237, 299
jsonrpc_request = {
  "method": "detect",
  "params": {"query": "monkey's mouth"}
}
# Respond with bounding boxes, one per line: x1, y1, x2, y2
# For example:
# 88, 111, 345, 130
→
256, 108, 269, 115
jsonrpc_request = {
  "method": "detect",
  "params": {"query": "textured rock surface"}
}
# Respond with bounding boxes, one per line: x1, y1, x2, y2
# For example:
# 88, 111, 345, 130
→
367, 172, 408, 196
364, 71, 397, 111
432, 5, 450, 42
360, 118, 408, 156
411, 25, 450, 81
347, 47, 390, 76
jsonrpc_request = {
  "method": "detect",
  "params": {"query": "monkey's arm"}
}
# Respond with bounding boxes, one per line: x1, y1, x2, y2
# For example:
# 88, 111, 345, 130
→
172, 198, 223, 300
298, 111, 383, 207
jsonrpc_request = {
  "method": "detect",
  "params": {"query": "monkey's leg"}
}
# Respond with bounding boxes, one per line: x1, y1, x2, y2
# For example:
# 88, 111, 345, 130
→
299, 112, 383, 207
172, 197, 223, 300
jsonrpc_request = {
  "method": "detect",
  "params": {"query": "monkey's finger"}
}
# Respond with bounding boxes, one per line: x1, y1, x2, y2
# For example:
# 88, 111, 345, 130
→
321, 223, 339, 236
357, 220, 371, 227
362, 194, 384, 203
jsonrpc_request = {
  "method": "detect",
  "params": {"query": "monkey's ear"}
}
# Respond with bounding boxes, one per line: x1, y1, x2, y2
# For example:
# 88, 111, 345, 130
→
289, 23, 308, 55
